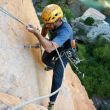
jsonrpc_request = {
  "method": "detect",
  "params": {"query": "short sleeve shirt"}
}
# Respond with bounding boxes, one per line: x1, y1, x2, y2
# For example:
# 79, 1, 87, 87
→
49, 19, 73, 48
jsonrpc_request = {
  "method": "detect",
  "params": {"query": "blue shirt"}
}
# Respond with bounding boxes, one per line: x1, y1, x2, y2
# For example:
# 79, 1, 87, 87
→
49, 19, 73, 49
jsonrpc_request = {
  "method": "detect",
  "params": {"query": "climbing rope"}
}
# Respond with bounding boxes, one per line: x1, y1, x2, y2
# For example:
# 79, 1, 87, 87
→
0, 6, 26, 26
0, 6, 40, 31
8, 45, 65, 110
0, 6, 42, 55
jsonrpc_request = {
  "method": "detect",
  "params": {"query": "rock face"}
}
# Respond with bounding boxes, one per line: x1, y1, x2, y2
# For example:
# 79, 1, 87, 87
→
71, 8, 110, 43
81, 8, 106, 21
0, 0, 96, 110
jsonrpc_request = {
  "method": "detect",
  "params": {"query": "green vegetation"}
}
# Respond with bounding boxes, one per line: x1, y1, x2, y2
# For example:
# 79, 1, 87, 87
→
60, 4, 74, 22
84, 17, 95, 26
77, 29, 85, 35
76, 38, 110, 98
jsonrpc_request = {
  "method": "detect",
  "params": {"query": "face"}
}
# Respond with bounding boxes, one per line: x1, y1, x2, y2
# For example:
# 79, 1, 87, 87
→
45, 23, 55, 30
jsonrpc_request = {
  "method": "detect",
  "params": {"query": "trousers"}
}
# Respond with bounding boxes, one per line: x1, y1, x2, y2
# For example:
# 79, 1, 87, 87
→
42, 50, 68, 102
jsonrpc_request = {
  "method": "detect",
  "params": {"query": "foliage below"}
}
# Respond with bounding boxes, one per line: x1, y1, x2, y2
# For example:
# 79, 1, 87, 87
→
75, 38, 110, 98
84, 17, 95, 26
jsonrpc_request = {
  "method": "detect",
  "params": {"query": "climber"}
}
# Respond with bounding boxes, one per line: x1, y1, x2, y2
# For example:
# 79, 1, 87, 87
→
26, 4, 79, 110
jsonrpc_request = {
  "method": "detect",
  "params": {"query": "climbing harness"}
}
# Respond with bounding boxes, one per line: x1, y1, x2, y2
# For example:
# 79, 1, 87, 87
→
8, 45, 65, 110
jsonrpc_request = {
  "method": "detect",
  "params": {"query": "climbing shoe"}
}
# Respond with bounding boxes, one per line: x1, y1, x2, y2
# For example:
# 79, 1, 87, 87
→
44, 66, 53, 71
48, 103, 54, 110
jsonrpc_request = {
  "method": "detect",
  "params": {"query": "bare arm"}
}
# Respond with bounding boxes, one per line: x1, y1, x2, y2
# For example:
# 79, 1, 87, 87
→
26, 25, 59, 53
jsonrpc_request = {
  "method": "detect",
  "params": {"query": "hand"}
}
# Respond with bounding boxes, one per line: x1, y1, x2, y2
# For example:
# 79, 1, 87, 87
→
26, 24, 39, 34
42, 24, 48, 30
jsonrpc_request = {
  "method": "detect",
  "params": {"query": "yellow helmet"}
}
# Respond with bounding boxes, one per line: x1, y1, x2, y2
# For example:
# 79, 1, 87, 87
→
41, 4, 63, 24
